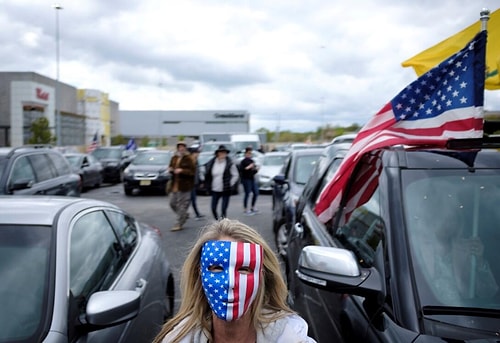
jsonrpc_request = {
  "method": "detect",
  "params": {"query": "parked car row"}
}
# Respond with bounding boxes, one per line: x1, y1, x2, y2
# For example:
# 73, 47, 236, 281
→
0, 145, 81, 196
275, 126, 500, 342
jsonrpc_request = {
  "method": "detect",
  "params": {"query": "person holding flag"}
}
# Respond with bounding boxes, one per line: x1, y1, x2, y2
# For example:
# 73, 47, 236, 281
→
315, 27, 487, 224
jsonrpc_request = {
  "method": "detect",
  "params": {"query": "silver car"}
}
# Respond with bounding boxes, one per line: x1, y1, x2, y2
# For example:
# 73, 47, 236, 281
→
0, 196, 174, 343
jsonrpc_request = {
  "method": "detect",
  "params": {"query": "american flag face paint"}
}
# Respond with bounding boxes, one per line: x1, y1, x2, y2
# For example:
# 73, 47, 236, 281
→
200, 240, 263, 321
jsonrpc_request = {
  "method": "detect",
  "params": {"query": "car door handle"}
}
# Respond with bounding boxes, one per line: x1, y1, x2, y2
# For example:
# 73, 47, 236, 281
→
135, 278, 148, 295
293, 223, 304, 239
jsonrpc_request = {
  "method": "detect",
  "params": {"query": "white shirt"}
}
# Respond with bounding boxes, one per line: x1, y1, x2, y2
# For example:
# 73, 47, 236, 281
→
210, 158, 239, 192
162, 313, 317, 343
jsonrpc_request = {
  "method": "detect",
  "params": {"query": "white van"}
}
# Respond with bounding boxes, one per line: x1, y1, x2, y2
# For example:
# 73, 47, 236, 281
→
230, 133, 261, 153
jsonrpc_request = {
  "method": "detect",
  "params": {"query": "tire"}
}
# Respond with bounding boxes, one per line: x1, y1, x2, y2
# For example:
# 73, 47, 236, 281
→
124, 187, 133, 196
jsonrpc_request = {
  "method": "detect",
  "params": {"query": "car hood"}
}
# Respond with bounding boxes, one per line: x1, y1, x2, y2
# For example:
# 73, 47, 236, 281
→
127, 164, 168, 172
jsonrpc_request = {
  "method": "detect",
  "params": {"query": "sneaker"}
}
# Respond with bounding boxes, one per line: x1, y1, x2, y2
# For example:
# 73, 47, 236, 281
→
170, 225, 183, 231
251, 208, 259, 214
194, 215, 205, 221
244, 210, 255, 216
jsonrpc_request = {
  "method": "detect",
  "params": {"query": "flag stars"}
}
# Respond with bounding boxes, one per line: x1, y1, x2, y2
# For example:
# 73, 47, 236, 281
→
460, 96, 468, 104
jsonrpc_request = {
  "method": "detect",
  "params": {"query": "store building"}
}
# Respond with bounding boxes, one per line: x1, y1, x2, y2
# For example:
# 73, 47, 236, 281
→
0, 72, 118, 148
119, 110, 250, 145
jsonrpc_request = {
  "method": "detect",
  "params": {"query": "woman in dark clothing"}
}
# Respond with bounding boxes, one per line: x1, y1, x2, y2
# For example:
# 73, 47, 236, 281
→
204, 145, 239, 220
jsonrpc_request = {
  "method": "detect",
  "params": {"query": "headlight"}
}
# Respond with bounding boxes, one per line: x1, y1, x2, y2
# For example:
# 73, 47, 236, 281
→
123, 167, 132, 176
159, 169, 168, 176
107, 162, 118, 167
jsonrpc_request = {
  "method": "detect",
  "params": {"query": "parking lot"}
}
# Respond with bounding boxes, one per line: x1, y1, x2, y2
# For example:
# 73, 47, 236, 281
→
82, 182, 277, 313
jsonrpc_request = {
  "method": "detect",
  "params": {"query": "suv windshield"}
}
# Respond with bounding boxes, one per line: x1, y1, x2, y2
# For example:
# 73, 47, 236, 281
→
0, 225, 52, 342
132, 152, 171, 165
92, 148, 122, 160
403, 168, 500, 311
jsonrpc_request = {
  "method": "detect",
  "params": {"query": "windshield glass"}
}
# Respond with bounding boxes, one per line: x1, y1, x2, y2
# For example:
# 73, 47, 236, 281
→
0, 225, 52, 342
132, 152, 171, 165
403, 169, 500, 312
92, 148, 122, 160
65, 155, 80, 167
263, 155, 287, 166
293, 154, 321, 185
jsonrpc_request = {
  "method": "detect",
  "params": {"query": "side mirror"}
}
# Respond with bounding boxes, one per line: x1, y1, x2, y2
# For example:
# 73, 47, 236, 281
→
83, 290, 141, 329
296, 246, 382, 299
273, 174, 286, 185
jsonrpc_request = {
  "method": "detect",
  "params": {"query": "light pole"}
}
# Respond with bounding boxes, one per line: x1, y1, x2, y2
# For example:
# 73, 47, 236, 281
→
53, 4, 63, 146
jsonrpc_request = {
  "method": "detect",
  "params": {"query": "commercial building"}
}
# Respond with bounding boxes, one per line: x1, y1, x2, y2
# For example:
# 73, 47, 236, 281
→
120, 110, 250, 145
0, 72, 118, 148
0, 72, 251, 148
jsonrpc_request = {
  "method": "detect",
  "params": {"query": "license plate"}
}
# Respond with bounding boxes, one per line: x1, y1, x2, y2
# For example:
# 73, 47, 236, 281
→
140, 180, 151, 186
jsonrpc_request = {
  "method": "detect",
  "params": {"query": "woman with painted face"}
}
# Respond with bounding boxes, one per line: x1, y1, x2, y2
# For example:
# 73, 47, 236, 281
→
152, 219, 316, 343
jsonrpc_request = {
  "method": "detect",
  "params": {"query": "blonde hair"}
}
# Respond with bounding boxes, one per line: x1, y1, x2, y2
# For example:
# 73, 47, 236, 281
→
152, 219, 293, 343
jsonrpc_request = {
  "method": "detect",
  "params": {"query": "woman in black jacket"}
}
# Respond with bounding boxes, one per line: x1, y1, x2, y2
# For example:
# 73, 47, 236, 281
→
204, 145, 239, 220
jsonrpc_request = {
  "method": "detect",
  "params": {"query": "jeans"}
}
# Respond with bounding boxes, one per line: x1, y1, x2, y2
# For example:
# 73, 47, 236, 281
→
210, 191, 231, 220
191, 187, 201, 217
242, 178, 259, 210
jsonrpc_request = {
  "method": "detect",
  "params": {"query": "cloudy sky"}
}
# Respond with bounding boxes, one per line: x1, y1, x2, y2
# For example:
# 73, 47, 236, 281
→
2, 0, 499, 133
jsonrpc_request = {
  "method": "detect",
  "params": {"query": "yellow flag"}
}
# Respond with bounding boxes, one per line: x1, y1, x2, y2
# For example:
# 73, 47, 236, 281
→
402, 8, 500, 90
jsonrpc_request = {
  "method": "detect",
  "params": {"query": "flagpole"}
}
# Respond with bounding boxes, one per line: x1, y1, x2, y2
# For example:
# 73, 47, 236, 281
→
480, 8, 490, 31
468, 8, 490, 299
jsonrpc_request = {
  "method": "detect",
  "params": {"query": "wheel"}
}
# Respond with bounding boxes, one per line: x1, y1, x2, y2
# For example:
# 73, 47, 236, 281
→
124, 187, 133, 196
164, 275, 175, 320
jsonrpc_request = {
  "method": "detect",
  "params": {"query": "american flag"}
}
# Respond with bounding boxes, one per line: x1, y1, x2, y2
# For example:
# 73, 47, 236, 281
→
315, 31, 487, 224
200, 240, 262, 321
86, 132, 99, 153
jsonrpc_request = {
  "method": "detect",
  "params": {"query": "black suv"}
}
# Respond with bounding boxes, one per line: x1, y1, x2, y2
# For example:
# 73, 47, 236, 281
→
91, 146, 135, 183
286, 129, 500, 342
0, 145, 80, 196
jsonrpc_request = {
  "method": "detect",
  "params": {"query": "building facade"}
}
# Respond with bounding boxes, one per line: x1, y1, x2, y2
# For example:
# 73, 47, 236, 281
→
0, 72, 119, 148
119, 110, 250, 144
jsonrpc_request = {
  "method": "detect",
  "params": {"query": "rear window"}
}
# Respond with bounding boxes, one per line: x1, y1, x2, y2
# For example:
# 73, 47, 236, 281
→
0, 225, 52, 342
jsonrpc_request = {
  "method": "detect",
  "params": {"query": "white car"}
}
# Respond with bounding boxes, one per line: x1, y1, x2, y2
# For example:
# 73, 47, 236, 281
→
256, 151, 290, 192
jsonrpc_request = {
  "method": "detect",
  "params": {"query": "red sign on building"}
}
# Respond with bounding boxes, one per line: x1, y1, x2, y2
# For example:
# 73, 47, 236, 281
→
36, 87, 49, 101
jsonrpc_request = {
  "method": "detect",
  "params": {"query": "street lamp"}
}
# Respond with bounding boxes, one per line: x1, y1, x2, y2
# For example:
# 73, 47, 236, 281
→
53, 4, 63, 146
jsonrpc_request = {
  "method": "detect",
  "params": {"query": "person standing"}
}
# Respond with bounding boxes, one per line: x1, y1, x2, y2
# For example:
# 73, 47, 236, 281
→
204, 145, 239, 220
240, 146, 260, 215
168, 141, 196, 231
189, 147, 205, 220
152, 219, 316, 343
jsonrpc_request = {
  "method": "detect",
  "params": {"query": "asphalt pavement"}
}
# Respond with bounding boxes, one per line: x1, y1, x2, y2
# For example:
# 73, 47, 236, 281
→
82, 183, 276, 313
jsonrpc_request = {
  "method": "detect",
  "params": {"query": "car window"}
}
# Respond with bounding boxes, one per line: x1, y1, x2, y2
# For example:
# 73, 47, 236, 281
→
293, 154, 321, 185
88, 154, 99, 165
47, 152, 71, 175
403, 170, 500, 309
28, 154, 56, 181
309, 157, 344, 205
106, 210, 138, 252
9, 156, 36, 186
335, 188, 384, 268
70, 211, 123, 309
0, 225, 51, 342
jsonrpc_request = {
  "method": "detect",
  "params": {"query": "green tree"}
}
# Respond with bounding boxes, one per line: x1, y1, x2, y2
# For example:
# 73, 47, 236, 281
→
28, 117, 54, 144
111, 135, 127, 145
140, 136, 150, 147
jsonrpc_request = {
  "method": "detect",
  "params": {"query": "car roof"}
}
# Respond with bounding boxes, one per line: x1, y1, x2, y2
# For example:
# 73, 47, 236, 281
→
0, 196, 115, 225
289, 147, 325, 156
